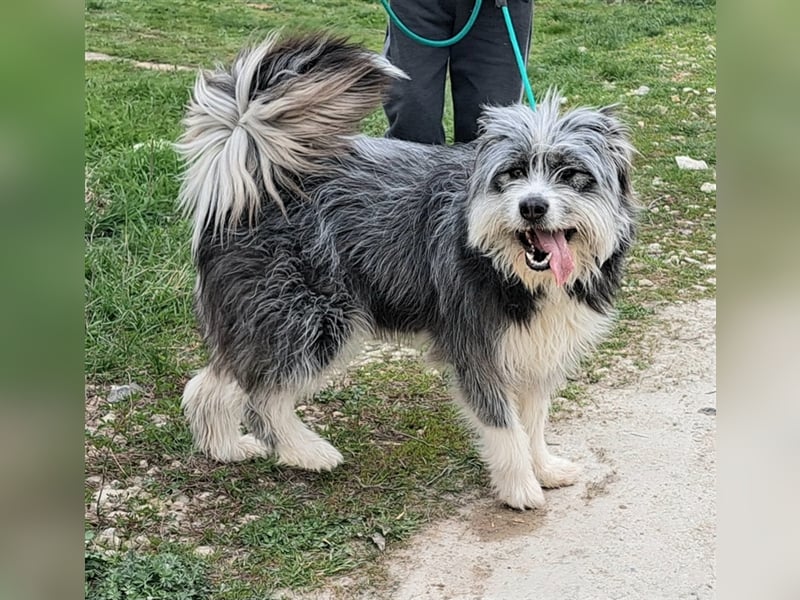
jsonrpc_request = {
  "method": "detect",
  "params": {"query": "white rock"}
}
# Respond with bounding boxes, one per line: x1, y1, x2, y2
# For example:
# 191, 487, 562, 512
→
632, 85, 650, 96
96, 527, 121, 549
132, 139, 173, 151
108, 383, 143, 403
94, 487, 128, 508
700, 182, 716, 193
194, 545, 215, 557
130, 535, 151, 549
172, 494, 191, 507
675, 156, 708, 170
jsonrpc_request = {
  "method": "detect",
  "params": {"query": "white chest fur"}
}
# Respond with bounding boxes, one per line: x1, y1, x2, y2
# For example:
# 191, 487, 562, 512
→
499, 289, 613, 386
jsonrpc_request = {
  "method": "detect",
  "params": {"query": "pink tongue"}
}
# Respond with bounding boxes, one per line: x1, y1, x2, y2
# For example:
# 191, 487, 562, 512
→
533, 230, 574, 286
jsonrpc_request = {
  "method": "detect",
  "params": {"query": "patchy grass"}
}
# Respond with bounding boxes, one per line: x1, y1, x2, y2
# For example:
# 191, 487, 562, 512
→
85, 0, 715, 596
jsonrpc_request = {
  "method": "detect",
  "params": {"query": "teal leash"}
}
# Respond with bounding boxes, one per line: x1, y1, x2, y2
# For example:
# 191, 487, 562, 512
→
498, 3, 536, 109
379, 0, 483, 48
379, 0, 536, 110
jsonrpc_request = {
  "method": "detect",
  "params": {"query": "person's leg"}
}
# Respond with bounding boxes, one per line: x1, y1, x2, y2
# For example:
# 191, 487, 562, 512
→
450, 0, 533, 143
382, 0, 453, 144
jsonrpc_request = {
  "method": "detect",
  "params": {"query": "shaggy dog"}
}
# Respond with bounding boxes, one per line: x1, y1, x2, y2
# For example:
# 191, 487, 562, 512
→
177, 33, 637, 509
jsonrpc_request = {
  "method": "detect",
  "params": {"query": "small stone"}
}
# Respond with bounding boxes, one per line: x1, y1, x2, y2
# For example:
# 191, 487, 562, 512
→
577, 46, 587, 53
107, 383, 143, 403
131, 535, 151, 549
94, 487, 127, 508
707, 87, 716, 95
132, 139, 173, 152
138, 459, 148, 469
646, 243, 662, 255
150, 414, 168, 427
650, 206, 659, 214
700, 182, 716, 193
370, 532, 386, 552
675, 156, 709, 170
651, 177, 663, 187
637, 278, 655, 287
172, 494, 191, 507
632, 85, 650, 96
194, 545, 215, 557
96, 527, 121, 549
86, 475, 103, 486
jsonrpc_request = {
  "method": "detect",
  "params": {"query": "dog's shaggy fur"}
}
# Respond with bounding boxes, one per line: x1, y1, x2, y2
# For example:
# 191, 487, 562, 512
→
177, 33, 637, 509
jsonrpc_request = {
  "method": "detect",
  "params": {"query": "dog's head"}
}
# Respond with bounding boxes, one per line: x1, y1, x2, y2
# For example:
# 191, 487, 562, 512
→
467, 91, 637, 290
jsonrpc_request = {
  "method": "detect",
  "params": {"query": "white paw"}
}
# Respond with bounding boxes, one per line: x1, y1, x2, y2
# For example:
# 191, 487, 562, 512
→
494, 472, 546, 510
209, 434, 270, 463
535, 455, 582, 489
276, 438, 343, 472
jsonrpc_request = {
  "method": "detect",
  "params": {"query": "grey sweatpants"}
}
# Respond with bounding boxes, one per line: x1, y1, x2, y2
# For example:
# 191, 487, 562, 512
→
383, 0, 533, 144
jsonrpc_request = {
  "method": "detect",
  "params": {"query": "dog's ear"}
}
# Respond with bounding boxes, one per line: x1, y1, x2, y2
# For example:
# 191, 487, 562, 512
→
597, 105, 636, 202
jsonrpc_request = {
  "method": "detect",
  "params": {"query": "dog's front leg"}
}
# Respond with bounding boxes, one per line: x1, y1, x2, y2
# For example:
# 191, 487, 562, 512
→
517, 382, 581, 489
455, 371, 545, 510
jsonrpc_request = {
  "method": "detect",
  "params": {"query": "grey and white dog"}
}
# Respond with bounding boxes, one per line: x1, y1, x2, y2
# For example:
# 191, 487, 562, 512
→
177, 33, 637, 510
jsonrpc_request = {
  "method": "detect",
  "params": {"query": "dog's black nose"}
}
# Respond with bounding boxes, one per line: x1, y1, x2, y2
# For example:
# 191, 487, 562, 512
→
519, 196, 549, 222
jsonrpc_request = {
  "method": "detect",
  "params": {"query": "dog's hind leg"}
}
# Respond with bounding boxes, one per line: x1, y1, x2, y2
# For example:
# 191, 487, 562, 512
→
182, 368, 270, 462
244, 385, 343, 472
517, 382, 581, 488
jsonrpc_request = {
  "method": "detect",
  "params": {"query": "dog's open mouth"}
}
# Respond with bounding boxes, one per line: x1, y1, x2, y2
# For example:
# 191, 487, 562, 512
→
517, 228, 577, 286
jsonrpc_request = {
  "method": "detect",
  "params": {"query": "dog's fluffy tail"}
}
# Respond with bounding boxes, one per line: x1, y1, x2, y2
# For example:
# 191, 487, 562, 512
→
176, 32, 405, 252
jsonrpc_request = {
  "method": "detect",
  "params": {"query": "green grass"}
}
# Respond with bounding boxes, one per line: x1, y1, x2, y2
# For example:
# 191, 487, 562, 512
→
85, 0, 716, 596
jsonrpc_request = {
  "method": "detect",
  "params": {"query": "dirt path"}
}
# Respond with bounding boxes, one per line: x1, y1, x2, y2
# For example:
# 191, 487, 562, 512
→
300, 299, 716, 599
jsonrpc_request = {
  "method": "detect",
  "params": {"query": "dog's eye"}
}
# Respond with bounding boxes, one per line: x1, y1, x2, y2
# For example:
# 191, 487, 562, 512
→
508, 167, 526, 179
559, 168, 594, 189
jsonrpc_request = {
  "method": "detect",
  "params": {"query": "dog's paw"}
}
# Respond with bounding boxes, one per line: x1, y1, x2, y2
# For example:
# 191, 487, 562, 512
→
209, 434, 270, 463
535, 456, 582, 489
276, 439, 343, 472
495, 474, 546, 510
